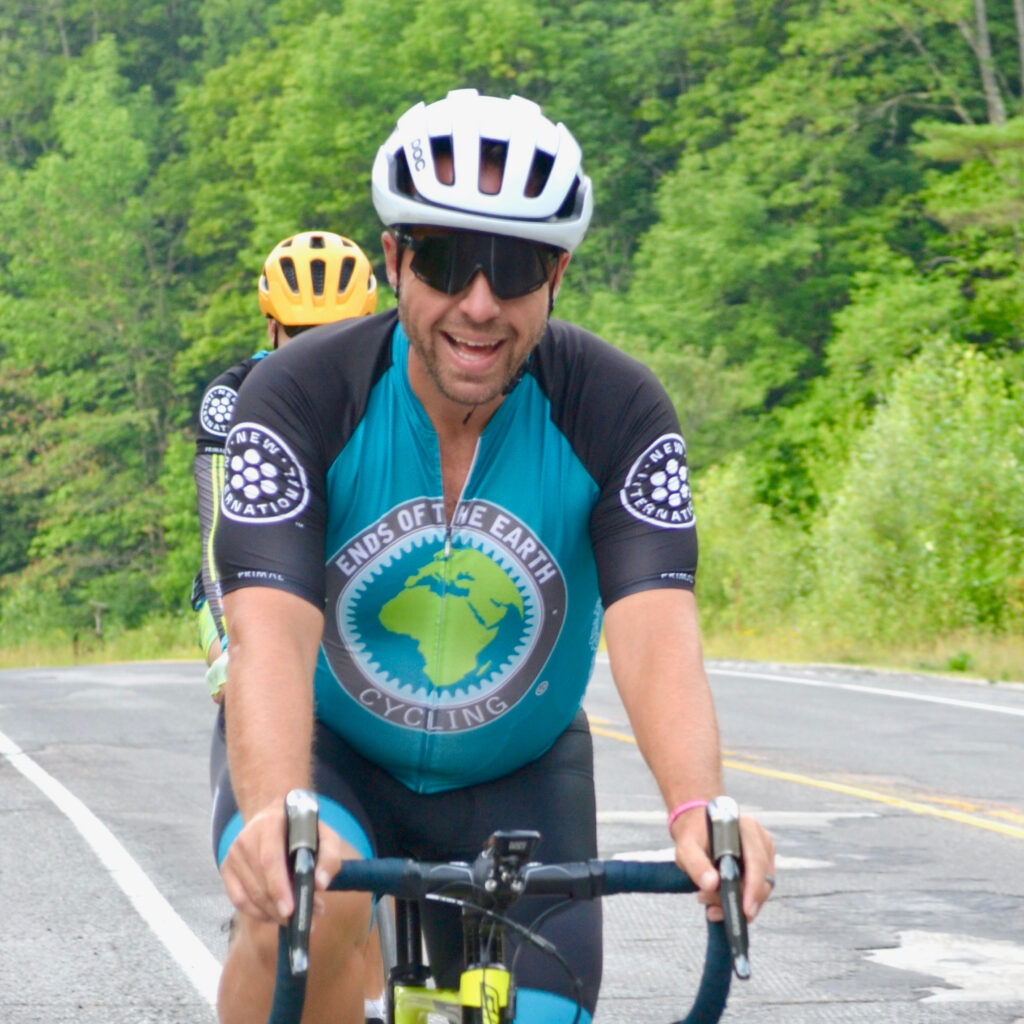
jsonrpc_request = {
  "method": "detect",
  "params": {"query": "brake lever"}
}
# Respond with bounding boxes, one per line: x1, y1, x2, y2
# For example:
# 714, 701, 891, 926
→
707, 795, 750, 980
284, 789, 319, 976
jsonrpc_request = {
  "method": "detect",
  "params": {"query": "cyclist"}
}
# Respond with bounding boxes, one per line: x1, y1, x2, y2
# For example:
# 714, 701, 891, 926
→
210, 89, 776, 1024
192, 231, 377, 700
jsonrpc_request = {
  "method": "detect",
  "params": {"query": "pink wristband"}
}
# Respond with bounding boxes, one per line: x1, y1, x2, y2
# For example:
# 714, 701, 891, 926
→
667, 799, 709, 832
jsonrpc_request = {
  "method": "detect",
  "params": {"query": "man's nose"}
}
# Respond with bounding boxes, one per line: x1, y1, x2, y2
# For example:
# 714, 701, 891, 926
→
457, 269, 501, 320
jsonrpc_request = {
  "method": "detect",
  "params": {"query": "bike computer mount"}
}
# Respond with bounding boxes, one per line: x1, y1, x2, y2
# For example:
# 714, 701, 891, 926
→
476, 830, 541, 903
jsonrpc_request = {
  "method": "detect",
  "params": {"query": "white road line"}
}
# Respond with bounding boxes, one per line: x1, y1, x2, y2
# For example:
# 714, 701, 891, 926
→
0, 727, 221, 1008
710, 667, 1024, 717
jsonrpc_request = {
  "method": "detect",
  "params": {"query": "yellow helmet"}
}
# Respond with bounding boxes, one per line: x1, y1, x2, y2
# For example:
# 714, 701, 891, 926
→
258, 231, 377, 326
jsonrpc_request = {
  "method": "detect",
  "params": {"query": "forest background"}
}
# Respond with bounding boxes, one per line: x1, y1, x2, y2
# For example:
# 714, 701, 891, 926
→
1, 0, 1022, 680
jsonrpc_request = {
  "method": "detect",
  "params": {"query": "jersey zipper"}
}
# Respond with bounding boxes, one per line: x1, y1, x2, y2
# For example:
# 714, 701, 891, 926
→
416, 437, 481, 779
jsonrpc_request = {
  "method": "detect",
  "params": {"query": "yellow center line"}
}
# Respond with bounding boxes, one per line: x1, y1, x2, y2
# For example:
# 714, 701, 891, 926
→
589, 724, 1024, 841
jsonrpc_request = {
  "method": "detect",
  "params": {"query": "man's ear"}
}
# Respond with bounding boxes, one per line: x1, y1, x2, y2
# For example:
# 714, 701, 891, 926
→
381, 231, 400, 295
550, 250, 572, 303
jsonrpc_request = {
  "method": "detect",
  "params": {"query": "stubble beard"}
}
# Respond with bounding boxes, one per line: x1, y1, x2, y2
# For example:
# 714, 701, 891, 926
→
399, 293, 548, 408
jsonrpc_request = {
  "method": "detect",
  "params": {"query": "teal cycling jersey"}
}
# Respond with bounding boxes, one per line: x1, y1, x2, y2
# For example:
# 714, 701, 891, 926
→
214, 310, 697, 793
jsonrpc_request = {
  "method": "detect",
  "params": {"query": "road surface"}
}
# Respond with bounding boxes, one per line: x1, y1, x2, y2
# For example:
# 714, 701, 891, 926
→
1, 658, 1022, 1022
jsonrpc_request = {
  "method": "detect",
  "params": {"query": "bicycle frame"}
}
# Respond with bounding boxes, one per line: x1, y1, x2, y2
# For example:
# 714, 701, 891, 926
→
389, 970, 511, 1024
388, 892, 515, 1024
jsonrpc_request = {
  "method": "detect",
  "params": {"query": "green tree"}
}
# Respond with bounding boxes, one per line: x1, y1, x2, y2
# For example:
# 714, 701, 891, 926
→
607, 0, 1023, 479
0, 37, 183, 635
693, 455, 812, 635
809, 343, 1024, 642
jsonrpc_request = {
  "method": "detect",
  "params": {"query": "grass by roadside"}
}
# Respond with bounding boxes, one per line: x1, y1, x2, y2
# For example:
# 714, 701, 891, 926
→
702, 628, 1024, 684
1, 614, 1021, 685
0, 614, 197, 669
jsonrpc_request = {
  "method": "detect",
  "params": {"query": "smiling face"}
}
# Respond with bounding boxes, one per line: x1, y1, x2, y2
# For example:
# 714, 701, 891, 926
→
381, 152, 571, 427
382, 230, 569, 421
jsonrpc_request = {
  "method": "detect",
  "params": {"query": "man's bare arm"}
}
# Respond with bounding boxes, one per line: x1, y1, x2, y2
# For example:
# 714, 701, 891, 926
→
604, 588, 775, 921
219, 586, 336, 923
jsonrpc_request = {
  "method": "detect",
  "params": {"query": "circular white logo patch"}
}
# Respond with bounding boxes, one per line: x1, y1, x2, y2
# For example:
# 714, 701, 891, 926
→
221, 422, 310, 523
200, 385, 237, 438
620, 433, 695, 529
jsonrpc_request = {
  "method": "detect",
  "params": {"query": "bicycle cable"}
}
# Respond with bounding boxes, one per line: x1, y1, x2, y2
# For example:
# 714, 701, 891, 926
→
425, 892, 586, 1024
513, 897, 584, 1024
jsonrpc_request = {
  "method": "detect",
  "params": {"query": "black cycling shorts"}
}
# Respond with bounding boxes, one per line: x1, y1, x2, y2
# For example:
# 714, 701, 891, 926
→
210, 707, 602, 1020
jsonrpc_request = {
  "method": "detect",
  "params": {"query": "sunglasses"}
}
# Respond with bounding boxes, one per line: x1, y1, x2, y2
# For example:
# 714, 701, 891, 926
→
395, 229, 558, 300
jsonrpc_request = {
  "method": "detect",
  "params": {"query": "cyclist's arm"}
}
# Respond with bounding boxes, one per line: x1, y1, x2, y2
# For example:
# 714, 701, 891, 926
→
603, 587, 775, 922
193, 447, 228, 658
218, 586, 345, 924
604, 587, 721, 817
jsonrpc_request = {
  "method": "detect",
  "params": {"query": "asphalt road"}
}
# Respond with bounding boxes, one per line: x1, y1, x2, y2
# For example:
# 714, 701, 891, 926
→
1, 658, 1022, 1023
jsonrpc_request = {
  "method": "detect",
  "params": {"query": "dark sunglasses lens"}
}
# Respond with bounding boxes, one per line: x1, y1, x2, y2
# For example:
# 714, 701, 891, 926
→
407, 236, 459, 293
408, 234, 551, 299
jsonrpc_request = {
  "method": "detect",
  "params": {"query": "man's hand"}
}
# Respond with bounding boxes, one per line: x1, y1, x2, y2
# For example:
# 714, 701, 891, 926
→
220, 800, 347, 926
205, 650, 229, 702
670, 806, 776, 923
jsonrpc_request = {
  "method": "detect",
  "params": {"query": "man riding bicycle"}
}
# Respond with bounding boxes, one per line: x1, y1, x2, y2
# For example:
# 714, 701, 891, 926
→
210, 89, 776, 1024
191, 231, 377, 699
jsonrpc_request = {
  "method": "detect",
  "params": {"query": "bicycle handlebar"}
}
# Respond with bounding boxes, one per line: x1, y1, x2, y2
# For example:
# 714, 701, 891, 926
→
268, 856, 736, 1024
325, 855, 701, 899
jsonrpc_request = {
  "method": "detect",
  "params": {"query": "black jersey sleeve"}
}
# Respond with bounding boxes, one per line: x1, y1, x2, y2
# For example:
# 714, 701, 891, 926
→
195, 358, 261, 454
193, 356, 264, 634
535, 322, 698, 608
213, 314, 396, 609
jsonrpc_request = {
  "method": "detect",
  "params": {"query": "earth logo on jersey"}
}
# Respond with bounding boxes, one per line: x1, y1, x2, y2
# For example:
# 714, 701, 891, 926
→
221, 422, 310, 523
620, 433, 695, 529
199, 385, 237, 438
322, 498, 566, 733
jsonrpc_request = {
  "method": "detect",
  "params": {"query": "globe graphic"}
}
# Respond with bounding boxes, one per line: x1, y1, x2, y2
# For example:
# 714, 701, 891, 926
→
351, 544, 528, 692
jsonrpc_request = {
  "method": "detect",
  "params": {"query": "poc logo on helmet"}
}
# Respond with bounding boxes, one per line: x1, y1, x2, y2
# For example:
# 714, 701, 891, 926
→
620, 433, 695, 529
409, 137, 427, 172
221, 422, 310, 523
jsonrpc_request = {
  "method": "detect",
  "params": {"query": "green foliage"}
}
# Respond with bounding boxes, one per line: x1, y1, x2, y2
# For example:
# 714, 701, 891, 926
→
3, 0, 1024, 657
155, 431, 203, 610
0, 36, 185, 635
693, 456, 813, 634
809, 344, 1024, 642
626, 154, 824, 467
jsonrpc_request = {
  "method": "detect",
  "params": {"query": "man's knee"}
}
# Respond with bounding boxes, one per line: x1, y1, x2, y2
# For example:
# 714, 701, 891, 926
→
309, 891, 375, 962
229, 914, 279, 973
230, 891, 373, 967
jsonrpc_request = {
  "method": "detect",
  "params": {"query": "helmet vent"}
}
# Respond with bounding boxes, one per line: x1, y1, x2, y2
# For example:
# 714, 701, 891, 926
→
556, 178, 581, 219
394, 149, 414, 196
527, 150, 554, 197
280, 257, 299, 293
311, 259, 326, 295
480, 140, 507, 193
431, 136, 454, 179
310, 234, 326, 249
338, 256, 356, 294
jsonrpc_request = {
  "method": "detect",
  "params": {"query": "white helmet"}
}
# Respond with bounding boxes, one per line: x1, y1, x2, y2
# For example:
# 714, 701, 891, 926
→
372, 89, 593, 252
